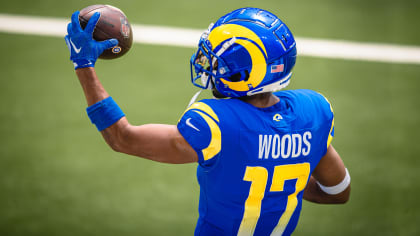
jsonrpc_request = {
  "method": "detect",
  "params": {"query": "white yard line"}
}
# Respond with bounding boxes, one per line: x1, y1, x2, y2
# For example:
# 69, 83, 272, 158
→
1, 13, 420, 65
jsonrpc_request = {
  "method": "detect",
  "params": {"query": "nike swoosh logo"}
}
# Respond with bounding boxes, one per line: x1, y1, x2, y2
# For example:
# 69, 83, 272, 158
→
186, 118, 200, 132
70, 39, 82, 54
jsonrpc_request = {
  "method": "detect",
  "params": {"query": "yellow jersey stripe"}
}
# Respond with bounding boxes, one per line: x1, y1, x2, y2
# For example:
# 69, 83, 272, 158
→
183, 102, 219, 122
194, 110, 222, 161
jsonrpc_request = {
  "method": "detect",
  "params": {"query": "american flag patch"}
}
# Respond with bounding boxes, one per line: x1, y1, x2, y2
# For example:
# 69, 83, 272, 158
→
271, 64, 284, 73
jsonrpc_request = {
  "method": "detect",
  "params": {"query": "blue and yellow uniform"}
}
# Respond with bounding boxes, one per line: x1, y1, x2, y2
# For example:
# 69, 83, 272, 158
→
177, 89, 335, 236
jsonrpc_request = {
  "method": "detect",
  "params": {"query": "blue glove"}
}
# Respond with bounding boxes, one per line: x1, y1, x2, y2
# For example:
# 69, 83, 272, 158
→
64, 11, 118, 69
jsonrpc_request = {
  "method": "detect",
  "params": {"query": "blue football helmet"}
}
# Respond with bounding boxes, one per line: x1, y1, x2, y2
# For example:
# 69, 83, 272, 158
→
190, 8, 297, 98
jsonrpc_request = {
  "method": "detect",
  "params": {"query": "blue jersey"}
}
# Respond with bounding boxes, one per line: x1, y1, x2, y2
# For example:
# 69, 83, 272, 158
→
177, 89, 335, 236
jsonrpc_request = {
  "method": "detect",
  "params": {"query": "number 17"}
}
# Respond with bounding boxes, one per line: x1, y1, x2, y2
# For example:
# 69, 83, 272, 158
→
237, 163, 310, 236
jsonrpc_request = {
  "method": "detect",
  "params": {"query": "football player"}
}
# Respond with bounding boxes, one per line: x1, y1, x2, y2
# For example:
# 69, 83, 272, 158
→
65, 7, 350, 236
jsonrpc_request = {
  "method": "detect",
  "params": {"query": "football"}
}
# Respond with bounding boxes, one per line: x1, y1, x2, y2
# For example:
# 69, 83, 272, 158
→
79, 4, 133, 59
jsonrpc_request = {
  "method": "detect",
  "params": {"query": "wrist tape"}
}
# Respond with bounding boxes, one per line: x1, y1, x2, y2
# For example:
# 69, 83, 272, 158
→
86, 97, 125, 131
317, 168, 350, 195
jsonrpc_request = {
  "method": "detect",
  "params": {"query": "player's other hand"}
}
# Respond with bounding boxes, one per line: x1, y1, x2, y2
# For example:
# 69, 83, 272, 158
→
64, 11, 118, 69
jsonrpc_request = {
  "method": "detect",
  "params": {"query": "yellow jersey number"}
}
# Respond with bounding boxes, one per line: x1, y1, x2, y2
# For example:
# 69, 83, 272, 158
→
238, 163, 310, 236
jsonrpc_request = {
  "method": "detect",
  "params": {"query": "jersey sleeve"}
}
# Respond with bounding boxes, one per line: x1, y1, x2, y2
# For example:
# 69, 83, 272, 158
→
318, 93, 335, 149
295, 89, 335, 153
177, 101, 222, 167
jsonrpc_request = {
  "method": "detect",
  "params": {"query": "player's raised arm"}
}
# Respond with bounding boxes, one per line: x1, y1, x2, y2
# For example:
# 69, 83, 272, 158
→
65, 11, 197, 164
303, 145, 351, 204
75, 68, 198, 164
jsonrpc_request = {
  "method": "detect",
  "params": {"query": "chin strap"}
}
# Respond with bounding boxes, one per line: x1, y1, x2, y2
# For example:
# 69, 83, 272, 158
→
187, 89, 203, 108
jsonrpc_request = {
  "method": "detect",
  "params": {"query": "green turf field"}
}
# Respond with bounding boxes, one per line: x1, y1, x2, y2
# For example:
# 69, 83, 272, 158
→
1, 0, 420, 235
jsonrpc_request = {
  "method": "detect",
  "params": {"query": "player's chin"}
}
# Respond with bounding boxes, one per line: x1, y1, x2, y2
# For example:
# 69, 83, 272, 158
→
212, 88, 227, 99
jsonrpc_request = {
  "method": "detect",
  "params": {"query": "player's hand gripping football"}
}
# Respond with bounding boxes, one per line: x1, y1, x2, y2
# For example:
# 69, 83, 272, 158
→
65, 11, 118, 69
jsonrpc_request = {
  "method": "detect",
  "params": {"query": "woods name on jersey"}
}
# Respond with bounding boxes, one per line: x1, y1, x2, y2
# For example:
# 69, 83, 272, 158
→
258, 131, 312, 159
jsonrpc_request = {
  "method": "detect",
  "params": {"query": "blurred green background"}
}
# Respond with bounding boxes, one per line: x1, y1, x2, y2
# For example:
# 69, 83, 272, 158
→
1, 0, 419, 235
